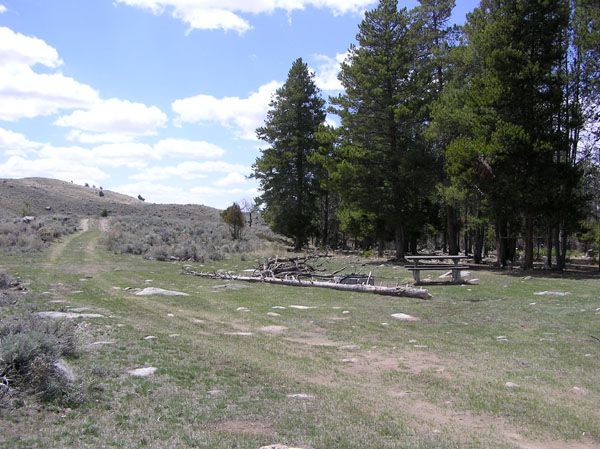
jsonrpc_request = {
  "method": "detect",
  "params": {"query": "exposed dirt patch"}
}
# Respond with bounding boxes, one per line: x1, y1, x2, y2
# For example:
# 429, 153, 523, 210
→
343, 351, 399, 375
284, 333, 340, 347
397, 350, 449, 376
211, 420, 275, 436
259, 325, 288, 335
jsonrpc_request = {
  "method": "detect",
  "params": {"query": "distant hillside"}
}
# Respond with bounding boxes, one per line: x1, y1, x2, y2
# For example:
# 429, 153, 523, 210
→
0, 177, 145, 219
0, 177, 281, 260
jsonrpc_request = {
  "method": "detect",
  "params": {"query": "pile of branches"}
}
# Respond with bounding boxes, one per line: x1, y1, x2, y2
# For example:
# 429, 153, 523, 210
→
255, 255, 334, 279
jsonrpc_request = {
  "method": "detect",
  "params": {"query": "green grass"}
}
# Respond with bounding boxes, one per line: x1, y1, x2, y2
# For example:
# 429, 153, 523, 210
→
1, 221, 599, 449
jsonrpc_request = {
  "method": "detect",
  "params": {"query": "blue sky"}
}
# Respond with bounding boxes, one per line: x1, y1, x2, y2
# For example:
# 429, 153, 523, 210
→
0, 0, 478, 208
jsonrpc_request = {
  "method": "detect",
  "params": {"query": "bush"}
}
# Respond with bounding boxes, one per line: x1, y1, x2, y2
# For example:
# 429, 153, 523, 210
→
0, 316, 80, 406
0, 269, 13, 289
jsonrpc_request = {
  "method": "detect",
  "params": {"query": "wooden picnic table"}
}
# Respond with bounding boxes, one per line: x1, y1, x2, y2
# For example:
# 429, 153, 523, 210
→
405, 255, 470, 285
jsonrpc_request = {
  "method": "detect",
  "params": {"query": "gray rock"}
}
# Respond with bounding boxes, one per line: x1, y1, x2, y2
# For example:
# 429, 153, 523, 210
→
135, 287, 189, 297
54, 359, 76, 382
35, 311, 104, 319
128, 367, 157, 377
391, 313, 419, 322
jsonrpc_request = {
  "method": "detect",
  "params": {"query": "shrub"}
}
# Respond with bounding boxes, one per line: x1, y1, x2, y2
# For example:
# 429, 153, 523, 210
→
0, 316, 80, 406
0, 269, 13, 289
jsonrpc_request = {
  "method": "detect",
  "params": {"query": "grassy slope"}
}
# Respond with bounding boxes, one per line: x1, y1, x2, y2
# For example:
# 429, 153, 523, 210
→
0, 221, 599, 449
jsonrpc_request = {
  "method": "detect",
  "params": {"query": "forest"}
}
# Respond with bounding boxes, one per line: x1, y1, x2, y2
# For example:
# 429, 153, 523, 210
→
251, 0, 600, 270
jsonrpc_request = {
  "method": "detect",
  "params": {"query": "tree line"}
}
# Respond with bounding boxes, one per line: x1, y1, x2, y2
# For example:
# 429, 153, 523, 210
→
251, 0, 599, 270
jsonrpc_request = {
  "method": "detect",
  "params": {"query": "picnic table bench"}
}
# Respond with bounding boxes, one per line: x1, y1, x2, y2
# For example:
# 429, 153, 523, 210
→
405, 255, 470, 285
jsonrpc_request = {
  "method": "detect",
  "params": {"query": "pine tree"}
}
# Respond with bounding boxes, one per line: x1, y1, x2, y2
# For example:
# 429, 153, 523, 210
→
253, 58, 326, 250
332, 0, 437, 260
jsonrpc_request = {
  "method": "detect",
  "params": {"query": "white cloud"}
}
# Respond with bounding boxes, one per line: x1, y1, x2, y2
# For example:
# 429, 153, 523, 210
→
55, 98, 167, 143
0, 5, 6, 14
0, 155, 109, 185
312, 52, 347, 91
130, 160, 251, 182
116, 0, 375, 33
0, 26, 99, 121
214, 171, 248, 187
0, 127, 42, 156
154, 138, 225, 159
172, 81, 281, 140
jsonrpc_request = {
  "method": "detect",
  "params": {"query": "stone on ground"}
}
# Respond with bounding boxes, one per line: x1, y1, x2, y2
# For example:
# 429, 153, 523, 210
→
260, 446, 305, 449
128, 367, 157, 377
391, 313, 419, 322
534, 291, 571, 297
259, 326, 288, 335
135, 287, 189, 297
289, 305, 315, 310
286, 393, 314, 400
36, 311, 104, 319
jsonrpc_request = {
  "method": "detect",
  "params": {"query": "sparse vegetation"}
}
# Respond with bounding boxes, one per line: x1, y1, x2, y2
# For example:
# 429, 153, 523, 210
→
220, 202, 245, 240
0, 216, 79, 255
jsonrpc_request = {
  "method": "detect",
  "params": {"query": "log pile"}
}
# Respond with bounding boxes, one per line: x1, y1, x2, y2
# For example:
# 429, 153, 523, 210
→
182, 255, 432, 300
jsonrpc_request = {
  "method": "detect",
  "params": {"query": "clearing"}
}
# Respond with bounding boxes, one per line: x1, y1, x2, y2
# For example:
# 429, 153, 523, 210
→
1, 220, 599, 449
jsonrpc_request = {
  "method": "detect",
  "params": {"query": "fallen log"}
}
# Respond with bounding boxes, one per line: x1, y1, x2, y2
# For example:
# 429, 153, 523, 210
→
183, 270, 432, 300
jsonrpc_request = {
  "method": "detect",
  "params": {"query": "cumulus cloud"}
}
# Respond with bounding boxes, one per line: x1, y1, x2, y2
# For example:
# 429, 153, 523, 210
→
154, 138, 225, 159
0, 5, 6, 14
312, 52, 347, 91
0, 127, 42, 156
0, 26, 99, 121
214, 171, 248, 187
0, 155, 109, 185
172, 81, 281, 140
130, 160, 251, 182
116, 0, 375, 33
55, 98, 168, 143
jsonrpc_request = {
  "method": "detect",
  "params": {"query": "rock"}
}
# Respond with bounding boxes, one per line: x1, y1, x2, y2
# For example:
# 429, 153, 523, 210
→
236, 307, 250, 312
342, 358, 357, 363
342, 310, 351, 314
522, 276, 532, 281
534, 291, 571, 297
272, 306, 287, 310
288, 305, 315, 310
267, 312, 281, 317
260, 445, 305, 449
90, 341, 115, 346
135, 287, 189, 297
128, 367, 157, 377
259, 326, 287, 335
391, 313, 419, 322
571, 386, 587, 396
224, 332, 253, 336
167, 313, 174, 317
144, 335, 157, 340
54, 359, 76, 382
21, 216, 35, 223
505, 382, 520, 388
169, 334, 180, 338
35, 311, 104, 319
286, 393, 314, 400
207, 389, 223, 396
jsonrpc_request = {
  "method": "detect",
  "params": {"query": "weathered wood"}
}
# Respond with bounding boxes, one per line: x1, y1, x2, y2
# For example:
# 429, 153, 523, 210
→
183, 270, 432, 300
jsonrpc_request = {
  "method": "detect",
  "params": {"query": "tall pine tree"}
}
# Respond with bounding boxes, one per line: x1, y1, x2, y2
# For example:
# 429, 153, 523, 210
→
253, 58, 326, 250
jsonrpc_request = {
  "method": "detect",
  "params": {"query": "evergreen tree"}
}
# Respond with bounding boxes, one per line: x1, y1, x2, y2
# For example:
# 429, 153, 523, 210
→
221, 203, 245, 240
253, 58, 326, 250
332, 0, 437, 260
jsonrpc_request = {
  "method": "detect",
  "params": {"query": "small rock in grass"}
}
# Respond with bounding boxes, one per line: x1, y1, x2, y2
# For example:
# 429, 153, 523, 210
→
534, 291, 571, 297
342, 358, 357, 363
381, 322, 390, 326
169, 334, 180, 338
207, 389, 223, 396
144, 335, 157, 340
128, 367, 157, 377
272, 306, 287, 310
287, 393, 314, 400
391, 313, 419, 322
505, 382, 520, 388
224, 332, 253, 337
236, 307, 250, 312
413, 345, 428, 348
267, 312, 281, 317
522, 276, 532, 281
342, 310, 350, 314
35, 311, 104, 320
90, 341, 115, 346
289, 305, 315, 310
135, 288, 189, 297
167, 313, 174, 317
260, 445, 305, 449
192, 319, 205, 324
145, 280, 153, 283
409, 339, 417, 343
259, 326, 288, 335
54, 359, 76, 383
571, 386, 587, 396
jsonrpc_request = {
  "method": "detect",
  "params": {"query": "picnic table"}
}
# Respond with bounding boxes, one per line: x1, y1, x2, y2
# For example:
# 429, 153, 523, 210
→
405, 255, 470, 285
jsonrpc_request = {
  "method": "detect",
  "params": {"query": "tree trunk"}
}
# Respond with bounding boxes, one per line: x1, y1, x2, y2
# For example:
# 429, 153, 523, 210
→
409, 234, 418, 255
559, 225, 568, 271
473, 226, 484, 264
321, 191, 329, 248
553, 226, 561, 271
184, 271, 432, 299
377, 238, 384, 257
523, 214, 534, 270
496, 221, 506, 267
447, 205, 459, 255
545, 229, 553, 269
394, 225, 405, 261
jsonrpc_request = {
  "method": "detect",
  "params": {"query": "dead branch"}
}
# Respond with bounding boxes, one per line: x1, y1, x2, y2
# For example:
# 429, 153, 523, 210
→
183, 269, 432, 300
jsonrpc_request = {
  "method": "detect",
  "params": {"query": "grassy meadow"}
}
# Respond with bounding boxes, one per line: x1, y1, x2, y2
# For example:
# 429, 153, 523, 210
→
1, 219, 599, 449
